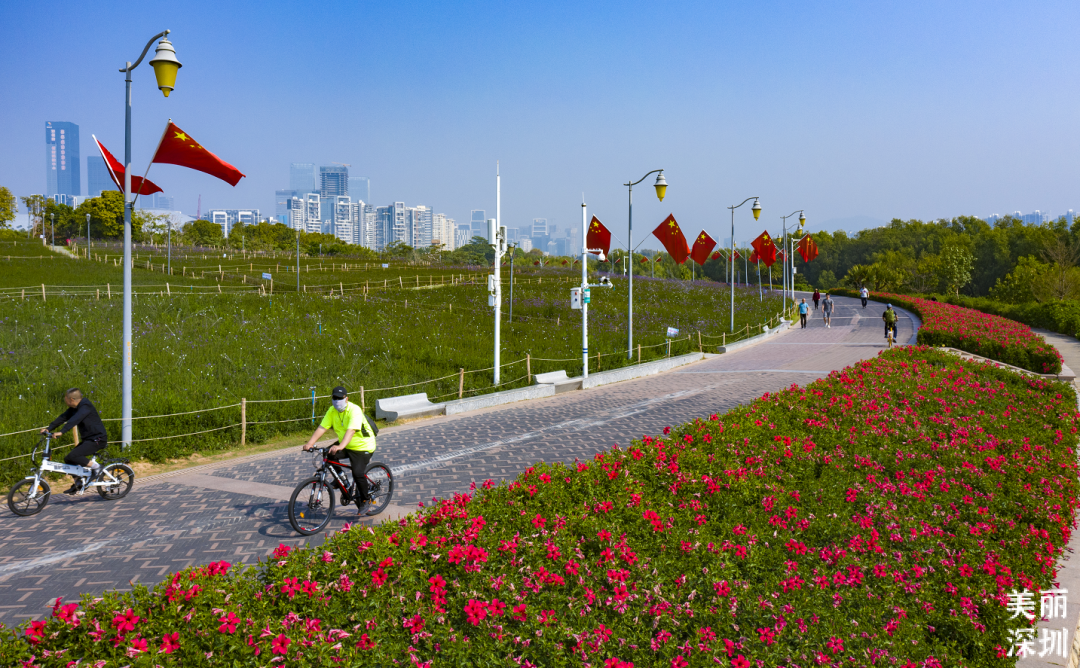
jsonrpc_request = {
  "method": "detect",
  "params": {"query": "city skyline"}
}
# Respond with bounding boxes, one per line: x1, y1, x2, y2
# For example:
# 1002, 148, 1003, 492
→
3, 1, 1078, 243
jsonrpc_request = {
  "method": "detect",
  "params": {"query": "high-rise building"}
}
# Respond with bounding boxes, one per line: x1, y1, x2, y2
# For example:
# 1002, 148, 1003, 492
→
519, 238, 533, 252
86, 155, 112, 197
140, 193, 174, 210
1068, 210, 1075, 225
531, 218, 549, 252
202, 209, 260, 236
287, 196, 306, 231
275, 189, 300, 224
332, 196, 352, 239
320, 165, 348, 198
455, 225, 472, 249
432, 214, 458, 250
45, 122, 80, 198
290, 163, 316, 193
471, 210, 487, 236
349, 176, 370, 204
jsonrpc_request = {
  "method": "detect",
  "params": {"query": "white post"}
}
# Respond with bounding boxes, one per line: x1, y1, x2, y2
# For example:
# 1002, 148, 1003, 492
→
491, 163, 504, 385
581, 199, 589, 379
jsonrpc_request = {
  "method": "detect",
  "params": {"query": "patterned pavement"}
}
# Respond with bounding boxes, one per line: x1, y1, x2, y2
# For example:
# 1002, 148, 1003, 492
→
0, 295, 915, 621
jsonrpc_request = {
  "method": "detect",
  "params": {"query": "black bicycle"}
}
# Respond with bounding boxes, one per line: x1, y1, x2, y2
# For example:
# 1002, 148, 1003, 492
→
288, 447, 393, 535
7, 434, 134, 517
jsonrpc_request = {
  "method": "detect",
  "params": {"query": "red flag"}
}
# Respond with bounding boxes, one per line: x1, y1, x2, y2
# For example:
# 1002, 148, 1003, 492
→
586, 216, 612, 256
750, 251, 759, 263
797, 235, 819, 263
92, 135, 162, 196
711, 251, 721, 261
561, 260, 568, 266
151, 121, 245, 186
533, 260, 541, 265
689, 230, 717, 265
751, 231, 777, 268
732, 249, 741, 261
651, 214, 690, 264
640, 256, 649, 263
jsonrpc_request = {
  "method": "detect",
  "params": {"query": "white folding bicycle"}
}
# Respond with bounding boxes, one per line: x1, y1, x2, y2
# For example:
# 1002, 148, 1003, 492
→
7, 433, 134, 516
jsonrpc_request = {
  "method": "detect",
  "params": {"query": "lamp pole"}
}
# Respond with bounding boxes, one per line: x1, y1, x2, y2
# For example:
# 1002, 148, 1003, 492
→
623, 169, 667, 359
118, 30, 181, 449
779, 211, 805, 315
728, 197, 761, 331
85, 213, 90, 249
50, 213, 54, 246
488, 164, 506, 385
582, 200, 589, 378
296, 227, 301, 293
507, 241, 518, 322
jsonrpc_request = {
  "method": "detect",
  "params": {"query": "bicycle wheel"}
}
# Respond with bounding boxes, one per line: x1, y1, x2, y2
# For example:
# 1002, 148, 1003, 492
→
8, 479, 51, 517
364, 463, 394, 515
288, 477, 335, 535
97, 464, 134, 500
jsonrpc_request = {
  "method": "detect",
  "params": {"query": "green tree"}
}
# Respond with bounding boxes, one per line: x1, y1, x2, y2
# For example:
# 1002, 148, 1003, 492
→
181, 219, 225, 247
75, 192, 126, 238
20, 194, 46, 237
938, 243, 974, 297
0, 186, 15, 229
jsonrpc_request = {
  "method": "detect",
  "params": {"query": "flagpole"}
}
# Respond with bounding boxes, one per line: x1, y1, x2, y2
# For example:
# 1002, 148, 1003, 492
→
140, 120, 172, 274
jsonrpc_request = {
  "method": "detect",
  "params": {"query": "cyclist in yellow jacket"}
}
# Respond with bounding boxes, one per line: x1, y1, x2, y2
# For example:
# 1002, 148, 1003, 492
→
302, 386, 377, 514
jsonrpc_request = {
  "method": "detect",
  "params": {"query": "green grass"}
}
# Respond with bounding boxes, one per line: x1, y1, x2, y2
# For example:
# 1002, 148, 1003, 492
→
0, 247, 784, 486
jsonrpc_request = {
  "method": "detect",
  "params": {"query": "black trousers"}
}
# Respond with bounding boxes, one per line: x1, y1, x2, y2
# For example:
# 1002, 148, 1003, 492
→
329, 448, 373, 501
65, 439, 106, 481
885, 322, 897, 339
861, 297, 868, 307
800, 313, 807, 328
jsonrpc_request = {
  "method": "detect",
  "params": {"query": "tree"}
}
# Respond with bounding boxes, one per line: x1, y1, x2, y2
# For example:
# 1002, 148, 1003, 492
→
1039, 236, 1080, 301
181, 219, 225, 247
0, 186, 15, 229
20, 194, 46, 236
989, 256, 1054, 304
75, 192, 126, 238
136, 211, 171, 244
938, 243, 974, 297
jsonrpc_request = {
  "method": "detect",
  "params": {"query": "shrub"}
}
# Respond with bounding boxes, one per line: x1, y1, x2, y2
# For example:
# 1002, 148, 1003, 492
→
2, 346, 1076, 667
831, 289, 1063, 374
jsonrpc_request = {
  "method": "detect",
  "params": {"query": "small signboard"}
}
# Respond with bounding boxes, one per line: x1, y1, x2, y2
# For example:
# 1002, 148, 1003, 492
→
583, 287, 591, 304
381, 263, 389, 268
666, 326, 680, 338
262, 272, 272, 280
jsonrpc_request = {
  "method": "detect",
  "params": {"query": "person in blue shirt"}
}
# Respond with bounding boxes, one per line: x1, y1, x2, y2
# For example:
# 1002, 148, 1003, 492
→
798, 298, 809, 328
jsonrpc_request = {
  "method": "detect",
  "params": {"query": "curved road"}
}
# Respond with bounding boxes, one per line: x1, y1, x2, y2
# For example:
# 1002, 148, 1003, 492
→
0, 295, 916, 621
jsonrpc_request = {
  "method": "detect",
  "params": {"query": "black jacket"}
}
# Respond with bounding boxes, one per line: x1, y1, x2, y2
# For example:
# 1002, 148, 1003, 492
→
47, 398, 107, 442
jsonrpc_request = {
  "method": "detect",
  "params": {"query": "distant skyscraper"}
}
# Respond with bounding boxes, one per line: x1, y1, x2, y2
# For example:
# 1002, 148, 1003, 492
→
455, 225, 472, 249
320, 165, 348, 198
433, 213, 456, 250
275, 189, 300, 224
471, 210, 487, 236
290, 163, 316, 193
349, 176, 370, 204
45, 122, 80, 197
1068, 210, 1075, 225
86, 155, 112, 197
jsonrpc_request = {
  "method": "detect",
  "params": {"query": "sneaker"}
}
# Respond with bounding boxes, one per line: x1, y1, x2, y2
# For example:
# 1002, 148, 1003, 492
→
63, 484, 79, 495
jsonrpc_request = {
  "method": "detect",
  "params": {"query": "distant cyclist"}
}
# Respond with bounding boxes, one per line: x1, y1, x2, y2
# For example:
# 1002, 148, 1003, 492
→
883, 303, 898, 341
42, 388, 107, 494
302, 386, 377, 515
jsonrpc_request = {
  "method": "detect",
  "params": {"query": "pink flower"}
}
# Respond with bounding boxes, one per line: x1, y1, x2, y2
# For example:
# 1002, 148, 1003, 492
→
465, 599, 489, 625
356, 633, 376, 650
671, 657, 688, 668
371, 569, 387, 587
732, 656, 751, 668
126, 636, 148, 657
272, 544, 292, 559
218, 612, 240, 634
159, 632, 180, 654
271, 634, 291, 655
404, 614, 425, 634
532, 514, 546, 529
25, 620, 47, 644
538, 609, 556, 625
112, 608, 139, 633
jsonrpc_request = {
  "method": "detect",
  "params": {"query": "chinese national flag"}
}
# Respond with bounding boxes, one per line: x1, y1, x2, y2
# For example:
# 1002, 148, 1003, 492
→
640, 256, 649, 263
652, 214, 690, 264
750, 251, 759, 263
797, 235, 819, 263
92, 135, 162, 196
711, 251, 722, 261
732, 249, 741, 261
561, 260, 568, 266
533, 260, 541, 266
751, 231, 777, 268
586, 216, 612, 256
689, 230, 717, 266
151, 121, 245, 186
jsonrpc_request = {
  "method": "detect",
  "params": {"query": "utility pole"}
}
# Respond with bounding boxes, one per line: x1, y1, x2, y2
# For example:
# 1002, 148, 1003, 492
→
488, 163, 506, 385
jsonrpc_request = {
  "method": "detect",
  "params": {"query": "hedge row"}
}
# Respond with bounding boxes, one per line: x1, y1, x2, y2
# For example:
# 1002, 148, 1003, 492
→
831, 289, 1063, 374
2, 346, 1077, 667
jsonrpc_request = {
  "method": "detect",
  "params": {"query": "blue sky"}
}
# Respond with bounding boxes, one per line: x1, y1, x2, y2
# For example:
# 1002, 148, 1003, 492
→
1, 0, 1078, 243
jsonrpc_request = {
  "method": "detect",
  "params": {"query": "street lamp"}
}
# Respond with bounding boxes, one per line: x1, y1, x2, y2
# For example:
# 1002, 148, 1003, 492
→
779, 211, 805, 314
580, 199, 612, 379
623, 169, 666, 360
728, 197, 761, 331
118, 30, 180, 449
85, 213, 90, 248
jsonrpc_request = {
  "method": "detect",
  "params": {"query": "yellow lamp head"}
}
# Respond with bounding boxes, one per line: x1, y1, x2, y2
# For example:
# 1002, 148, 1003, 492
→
798, 212, 806, 230
653, 172, 667, 202
148, 37, 182, 97
752, 199, 762, 220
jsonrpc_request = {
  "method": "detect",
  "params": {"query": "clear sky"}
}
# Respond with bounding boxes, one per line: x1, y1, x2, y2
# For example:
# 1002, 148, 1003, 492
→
2, 0, 1078, 243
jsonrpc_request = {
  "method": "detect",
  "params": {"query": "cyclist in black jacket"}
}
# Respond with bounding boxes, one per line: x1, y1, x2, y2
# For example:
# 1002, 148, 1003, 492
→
42, 388, 108, 494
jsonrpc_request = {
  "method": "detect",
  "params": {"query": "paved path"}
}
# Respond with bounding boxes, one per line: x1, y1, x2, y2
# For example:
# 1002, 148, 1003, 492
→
0, 295, 916, 621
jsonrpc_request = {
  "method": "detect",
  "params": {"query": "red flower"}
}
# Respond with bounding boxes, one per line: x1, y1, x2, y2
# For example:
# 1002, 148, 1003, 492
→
159, 632, 180, 654
371, 568, 387, 587
271, 633, 291, 655
465, 599, 489, 625
356, 632, 376, 649
218, 612, 240, 634
732, 655, 751, 668
403, 614, 425, 634
532, 514, 546, 529
272, 543, 292, 559
25, 620, 47, 644
512, 604, 528, 622
112, 608, 140, 633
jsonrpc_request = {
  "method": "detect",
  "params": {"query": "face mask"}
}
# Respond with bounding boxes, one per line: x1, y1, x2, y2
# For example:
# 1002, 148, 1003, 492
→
332, 398, 348, 412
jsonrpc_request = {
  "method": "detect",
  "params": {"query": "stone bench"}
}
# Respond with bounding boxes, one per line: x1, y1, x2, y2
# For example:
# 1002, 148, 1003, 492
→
534, 369, 582, 394
375, 393, 446, 422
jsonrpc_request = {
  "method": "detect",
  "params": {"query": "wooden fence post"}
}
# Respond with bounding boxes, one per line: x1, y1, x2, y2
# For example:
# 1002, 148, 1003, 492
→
340, 281, 343, 295
459, 368, 465, 399
698, 331, 703, 353
667, 340, 671, 357
399, 276, 403, 288
96, 289, 100, 300
240, 398, 247, 447
166, 283, 171, 296
638, 344, 641, 365
360, 386, 365, 411
526, 354, 531, 384
107, 284, 111, 299
42, 284, 46, 301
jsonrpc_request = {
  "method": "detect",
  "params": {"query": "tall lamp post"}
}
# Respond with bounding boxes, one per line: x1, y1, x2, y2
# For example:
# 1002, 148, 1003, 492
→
50, 213, 55, 247
728, 197, 761, 331
118, 30, 181, 449
623, 169, 667, 360
779, 210, 805, 314
85, 213, 90, 249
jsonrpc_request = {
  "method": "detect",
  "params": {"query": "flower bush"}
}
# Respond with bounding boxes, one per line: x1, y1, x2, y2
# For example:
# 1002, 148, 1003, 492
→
2, 346, 1077, 667
832, 289, 1063, 374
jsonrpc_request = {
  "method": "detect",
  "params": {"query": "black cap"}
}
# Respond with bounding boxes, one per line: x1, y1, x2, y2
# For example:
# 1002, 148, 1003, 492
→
332, 386, 347, 400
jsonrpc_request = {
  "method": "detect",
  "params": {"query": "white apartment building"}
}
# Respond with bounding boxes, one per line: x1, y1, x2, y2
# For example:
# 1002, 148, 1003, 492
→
432, 213, 456, 250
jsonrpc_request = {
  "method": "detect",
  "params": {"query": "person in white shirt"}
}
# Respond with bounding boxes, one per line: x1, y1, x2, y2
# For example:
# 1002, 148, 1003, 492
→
859, 286, 869, 308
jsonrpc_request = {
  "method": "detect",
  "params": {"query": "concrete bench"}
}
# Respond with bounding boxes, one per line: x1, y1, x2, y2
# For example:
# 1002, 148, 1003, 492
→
376, 393, 446, 422
534, 369, 582, 394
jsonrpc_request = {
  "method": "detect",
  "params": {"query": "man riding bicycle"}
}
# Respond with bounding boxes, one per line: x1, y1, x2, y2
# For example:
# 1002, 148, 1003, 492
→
302, 386, 377, 515
42, 388, 107, 494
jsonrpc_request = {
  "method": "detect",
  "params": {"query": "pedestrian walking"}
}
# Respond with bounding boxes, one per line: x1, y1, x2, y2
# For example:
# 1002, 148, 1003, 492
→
859, 285, 869, 308
812, 289, 820, 310
822, 293, 834, 328
798, 298, 809, 328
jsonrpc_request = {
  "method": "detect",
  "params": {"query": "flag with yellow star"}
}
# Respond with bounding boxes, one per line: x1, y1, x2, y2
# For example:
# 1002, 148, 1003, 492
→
797, 234, 819, 263
151, 121, 246, 186
92, 135, 162, 196
586, 216, 612, 257
689, 229, 717, 266
651, 214, 690, 264
751, 231, 777, 268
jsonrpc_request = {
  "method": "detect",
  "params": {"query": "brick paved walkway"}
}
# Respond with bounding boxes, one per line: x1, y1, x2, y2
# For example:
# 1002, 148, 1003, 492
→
0, 295, 916, 621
